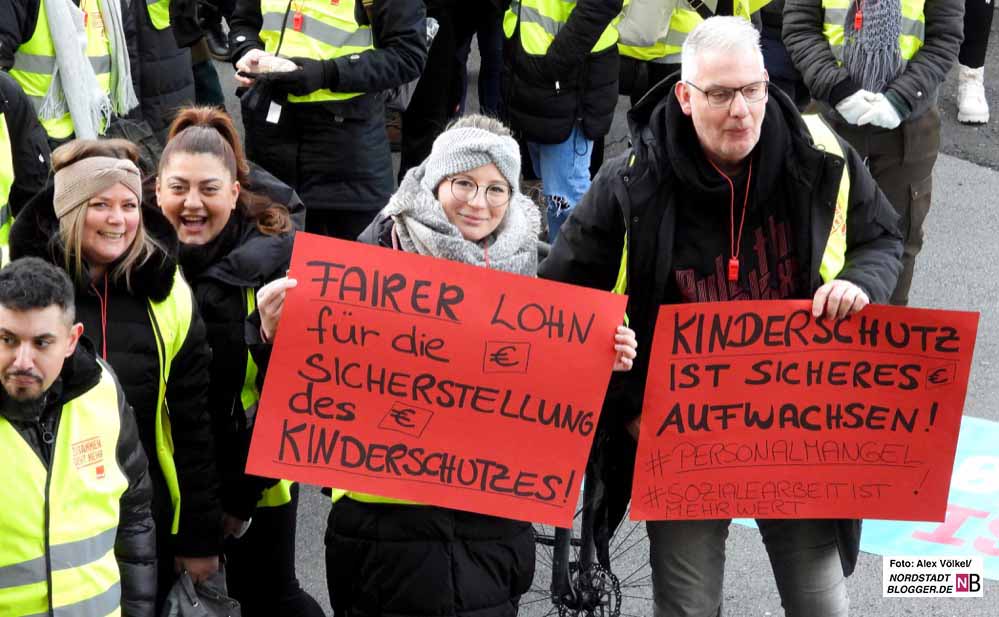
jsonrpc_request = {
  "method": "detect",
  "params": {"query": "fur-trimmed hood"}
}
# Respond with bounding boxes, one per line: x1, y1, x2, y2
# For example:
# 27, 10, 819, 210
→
10, 182, 180, 302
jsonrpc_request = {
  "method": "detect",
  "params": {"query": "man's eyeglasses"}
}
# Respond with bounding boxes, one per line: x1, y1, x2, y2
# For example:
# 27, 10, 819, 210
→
684, 80, 769, 108
448, 177, 512, 208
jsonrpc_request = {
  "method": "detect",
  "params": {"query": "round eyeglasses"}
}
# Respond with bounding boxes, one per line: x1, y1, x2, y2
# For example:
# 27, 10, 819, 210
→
448, 177, 512, 208
684, 80, 769, 108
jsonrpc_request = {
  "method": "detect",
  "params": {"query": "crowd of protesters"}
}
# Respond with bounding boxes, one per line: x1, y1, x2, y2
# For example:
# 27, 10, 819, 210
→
0, 0, 990, 616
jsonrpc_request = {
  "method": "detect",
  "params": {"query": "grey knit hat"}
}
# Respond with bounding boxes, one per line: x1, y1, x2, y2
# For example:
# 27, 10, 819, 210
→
420, 127, 521, 195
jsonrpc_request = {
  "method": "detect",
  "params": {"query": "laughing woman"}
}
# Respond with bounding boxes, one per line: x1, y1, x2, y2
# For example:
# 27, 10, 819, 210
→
9, 139, 222, 608
154, 106, 324, 617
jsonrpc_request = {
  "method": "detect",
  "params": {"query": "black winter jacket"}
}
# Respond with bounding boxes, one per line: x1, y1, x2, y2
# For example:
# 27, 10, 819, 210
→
127, 0, 196, 140
783, 0, 964, 120
1, 339, 157, 617
502, 0, 622, 143
10, 189, 223, 558
327, 498, 535, 617
228, 0, 427, 119
539, 76, 904, 576
0, 71, 50, 216
172, 166, 305, 521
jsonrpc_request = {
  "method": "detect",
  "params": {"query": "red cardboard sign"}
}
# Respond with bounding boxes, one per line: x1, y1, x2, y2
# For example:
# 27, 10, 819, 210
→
247, 233, 627, 526
632, 301, 979, 522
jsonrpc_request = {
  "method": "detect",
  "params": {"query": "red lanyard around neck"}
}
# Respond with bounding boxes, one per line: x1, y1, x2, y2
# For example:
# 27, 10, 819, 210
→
707, 159, 753, 283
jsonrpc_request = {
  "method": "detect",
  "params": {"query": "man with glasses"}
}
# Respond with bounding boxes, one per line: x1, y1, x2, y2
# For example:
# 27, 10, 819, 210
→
541, 16, 903, 616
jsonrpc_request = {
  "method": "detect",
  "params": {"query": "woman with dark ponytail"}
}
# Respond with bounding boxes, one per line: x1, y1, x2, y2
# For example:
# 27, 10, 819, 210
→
154, 106, 323, 617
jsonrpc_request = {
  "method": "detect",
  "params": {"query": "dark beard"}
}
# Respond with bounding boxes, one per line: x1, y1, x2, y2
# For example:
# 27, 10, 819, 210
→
0, 390, 49, 423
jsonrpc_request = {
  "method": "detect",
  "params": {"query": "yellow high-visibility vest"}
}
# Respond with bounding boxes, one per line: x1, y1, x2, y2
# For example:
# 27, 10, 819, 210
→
0, 116, 13, 246
612, 115, 851, 295
9, 0, 113, 139
0, 360, 128, 616
146, 0, 171, 30
617, 0, 768, 64
242, 288, 293, 508
821, 0, 925, 67
147, 268, 195, 534
504, 0, 619, 56
258, 0, 375, 103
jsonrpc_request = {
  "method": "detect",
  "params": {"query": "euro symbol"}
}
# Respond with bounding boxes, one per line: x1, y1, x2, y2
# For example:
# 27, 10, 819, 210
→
928, 368, 948, 385
489, 345, 519, 367
390, 408, 416, 428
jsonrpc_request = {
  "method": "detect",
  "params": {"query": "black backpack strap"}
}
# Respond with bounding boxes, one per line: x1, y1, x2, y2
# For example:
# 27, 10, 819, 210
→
687, 0, 716, 21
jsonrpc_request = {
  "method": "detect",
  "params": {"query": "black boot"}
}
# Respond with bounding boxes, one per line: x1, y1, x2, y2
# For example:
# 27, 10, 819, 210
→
199, 1, 230, 62
203, 20, 230, 61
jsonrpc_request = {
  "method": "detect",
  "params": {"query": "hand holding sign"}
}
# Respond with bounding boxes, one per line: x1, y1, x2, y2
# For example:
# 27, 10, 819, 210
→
613, 325, 638, 372
257, 276, 298, 342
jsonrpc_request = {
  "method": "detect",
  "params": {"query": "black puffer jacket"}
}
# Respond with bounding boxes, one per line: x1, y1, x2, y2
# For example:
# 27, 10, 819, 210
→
1, 339, 157, 617
0, 71, 50, 216
502, 0, 622, 143
539, 76, 904, 576
127, 0, 196, 140
10, 188, 223, 558
327, 498, 535, 617
172, 165, 305, 520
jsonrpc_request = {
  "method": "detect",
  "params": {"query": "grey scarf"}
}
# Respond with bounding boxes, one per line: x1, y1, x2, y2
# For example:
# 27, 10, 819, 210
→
843, 0, 903, 92
40, 0, 138, 138
382, 164, 541, 277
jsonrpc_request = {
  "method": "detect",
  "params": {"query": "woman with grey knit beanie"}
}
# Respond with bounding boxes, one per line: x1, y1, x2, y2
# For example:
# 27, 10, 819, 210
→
359, 113, 542, 276
255, 114, 638, 617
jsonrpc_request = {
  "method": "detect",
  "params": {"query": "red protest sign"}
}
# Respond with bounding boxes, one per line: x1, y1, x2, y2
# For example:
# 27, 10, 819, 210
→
247, 233, 627, 526
632, 301, 979, 522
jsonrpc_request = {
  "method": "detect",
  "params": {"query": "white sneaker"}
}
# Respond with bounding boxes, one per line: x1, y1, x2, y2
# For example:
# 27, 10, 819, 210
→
957, 65, 990, 124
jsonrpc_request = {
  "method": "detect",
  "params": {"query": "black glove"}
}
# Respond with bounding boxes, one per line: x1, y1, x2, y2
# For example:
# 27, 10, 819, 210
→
258, 57, 337, 96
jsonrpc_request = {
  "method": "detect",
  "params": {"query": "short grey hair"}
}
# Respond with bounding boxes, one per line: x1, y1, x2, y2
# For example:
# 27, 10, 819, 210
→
680, 16, 764, 82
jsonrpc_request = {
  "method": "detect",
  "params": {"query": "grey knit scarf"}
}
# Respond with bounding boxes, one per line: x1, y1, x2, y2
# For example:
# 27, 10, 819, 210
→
383, 164, 541, 277
843, 0, 903, 92
40, 0, 138, 138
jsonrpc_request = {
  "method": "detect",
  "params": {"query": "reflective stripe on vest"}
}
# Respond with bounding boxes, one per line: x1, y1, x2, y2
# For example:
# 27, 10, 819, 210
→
146, 0, 171, 30
148, 269, 194, 534
821, 0, 925, 67
0, 116, 13, 247
0, 360, 127, 616
504, 0, 618, 55
618, 0, 756, 63
610, 119, 850, 294
258, 0, 374, 103
242, 288, 293, 508
802, 114, 850, 282
9, 0, 113, 139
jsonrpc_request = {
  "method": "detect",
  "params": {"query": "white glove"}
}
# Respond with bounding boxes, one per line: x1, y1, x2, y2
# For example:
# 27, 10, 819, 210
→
856, 94, 903, 129
834, 89, 879, 124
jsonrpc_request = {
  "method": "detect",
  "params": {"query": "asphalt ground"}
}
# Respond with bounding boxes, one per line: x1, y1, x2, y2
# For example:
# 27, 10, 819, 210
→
218, 13, 999, 613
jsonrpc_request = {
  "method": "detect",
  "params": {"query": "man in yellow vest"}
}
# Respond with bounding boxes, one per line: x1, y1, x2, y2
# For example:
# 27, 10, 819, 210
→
0, 256, 156, 617
783, 0, 963, 306
540, 18, 903, 616
0, 71, 51, 247
228, 0, 427, 240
